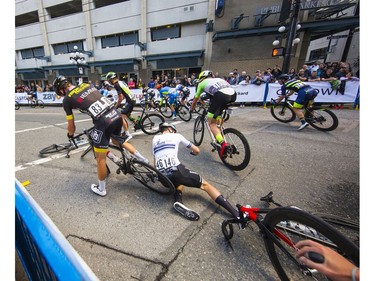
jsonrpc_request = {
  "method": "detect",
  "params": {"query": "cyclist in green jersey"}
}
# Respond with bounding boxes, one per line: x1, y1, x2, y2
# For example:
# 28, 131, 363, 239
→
190, 70, 237, 158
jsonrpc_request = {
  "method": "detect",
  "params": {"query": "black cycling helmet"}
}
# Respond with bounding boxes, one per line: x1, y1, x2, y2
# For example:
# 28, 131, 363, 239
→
159, 122, 177, 133
278, 74, 290, 81
53, 75, 70, 96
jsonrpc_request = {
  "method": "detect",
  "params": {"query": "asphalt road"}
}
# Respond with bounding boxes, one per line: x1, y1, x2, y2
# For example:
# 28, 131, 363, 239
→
15, 105, 359, 281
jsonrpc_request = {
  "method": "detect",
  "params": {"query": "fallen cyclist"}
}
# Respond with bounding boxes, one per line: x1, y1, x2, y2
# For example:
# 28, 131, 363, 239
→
152, 122, 239, 220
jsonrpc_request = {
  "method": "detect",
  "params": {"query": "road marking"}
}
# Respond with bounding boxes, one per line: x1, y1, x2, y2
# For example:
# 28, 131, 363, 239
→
15, 119, 92, 134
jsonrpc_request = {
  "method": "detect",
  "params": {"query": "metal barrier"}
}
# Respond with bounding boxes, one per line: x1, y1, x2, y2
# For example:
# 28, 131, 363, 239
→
15, 179, 99, 281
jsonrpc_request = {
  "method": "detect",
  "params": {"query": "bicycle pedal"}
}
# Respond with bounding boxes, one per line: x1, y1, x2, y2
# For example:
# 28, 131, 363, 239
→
116, 168, 121, 174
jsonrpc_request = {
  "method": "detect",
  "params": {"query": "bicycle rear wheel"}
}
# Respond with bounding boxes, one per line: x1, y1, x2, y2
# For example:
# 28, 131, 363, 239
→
158, 102, 173, 118
15, 101, 20, 110
263, 207, 359, 281
37, 100, 45, 108
193, 116, 205, 146
306, 107, 338, 131
140, 113, 165, 135
129, 159, 175, 195
177, 105, 192, 122
39, 143, 71, 157
220, 128, 250, 171
270, 104, 296, 123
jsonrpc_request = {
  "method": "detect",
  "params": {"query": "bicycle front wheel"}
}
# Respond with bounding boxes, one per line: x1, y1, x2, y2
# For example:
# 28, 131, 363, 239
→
306, 107, 339, 131
129, 159, 175, 195
140, 113, 165, 135
263, 207, 359, 281
193, 116, 205, 146
37, 100, 45, 108
15, 101, 20, 110
220, 128, 250, 171
39, 143, 71, 157
159, 102, 173, 118
270, 104, 296, 123
177, 105, 192, 122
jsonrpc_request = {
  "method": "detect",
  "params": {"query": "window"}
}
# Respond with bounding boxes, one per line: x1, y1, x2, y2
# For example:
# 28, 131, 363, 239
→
53, 41, 84, 55
94, 0, 129, 9
151, 25, 181, 41
20, 47, 45, 59
47, 0, 82, 19
101, 32, 138, 48
15, 11, 39, 27
309, 47, 328, 61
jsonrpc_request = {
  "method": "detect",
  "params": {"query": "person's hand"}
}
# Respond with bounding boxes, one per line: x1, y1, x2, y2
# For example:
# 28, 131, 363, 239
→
190, 151, 197, 156
296, 239, 358, 281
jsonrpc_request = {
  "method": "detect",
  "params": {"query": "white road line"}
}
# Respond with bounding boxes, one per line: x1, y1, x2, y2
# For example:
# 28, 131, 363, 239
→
16, 119, 92, 134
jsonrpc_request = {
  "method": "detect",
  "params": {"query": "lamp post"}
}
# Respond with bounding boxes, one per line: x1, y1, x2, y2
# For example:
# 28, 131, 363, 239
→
69, 45, 87, 85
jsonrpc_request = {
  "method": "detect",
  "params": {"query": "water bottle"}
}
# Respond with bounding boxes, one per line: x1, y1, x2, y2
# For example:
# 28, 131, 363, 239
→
106, 151, 120, 164
136, 116, 141, 124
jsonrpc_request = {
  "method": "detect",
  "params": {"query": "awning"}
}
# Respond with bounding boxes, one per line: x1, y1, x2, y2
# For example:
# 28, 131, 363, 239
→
145, 50, 203, 61
15, 68, 44, 74
89, 59, 138, 73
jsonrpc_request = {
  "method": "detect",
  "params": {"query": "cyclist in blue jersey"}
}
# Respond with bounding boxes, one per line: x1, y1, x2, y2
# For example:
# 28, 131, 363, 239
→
190, 70, 237, 158
159, 85, 178, 120
273, 74, 318, 131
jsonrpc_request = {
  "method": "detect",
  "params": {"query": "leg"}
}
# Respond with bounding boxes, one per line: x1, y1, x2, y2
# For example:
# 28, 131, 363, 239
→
111, 137, 149, 164
91, 148, 108, 196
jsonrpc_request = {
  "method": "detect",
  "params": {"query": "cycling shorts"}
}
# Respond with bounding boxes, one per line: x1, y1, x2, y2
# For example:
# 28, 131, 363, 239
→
120, 100, 135, 115
293, 87, 318, 109
92, 108, 122, 151
207, 90, 237, 119
164, 164, 202, 188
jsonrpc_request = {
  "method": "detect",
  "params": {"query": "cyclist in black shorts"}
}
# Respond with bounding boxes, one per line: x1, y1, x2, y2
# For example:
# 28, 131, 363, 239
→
176, 84, 190, 106
152, 122, 239, 221
106, 72, 137, 140
53, 76, 149, 197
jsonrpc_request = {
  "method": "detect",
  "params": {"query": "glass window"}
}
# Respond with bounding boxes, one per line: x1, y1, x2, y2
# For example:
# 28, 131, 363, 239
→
33, 47, 45, 58
15, 11, 39, 27
309, 48, 327, 61
53, 44, 68, 55
53, 41, 84, 55
102, 36, 119, 48
94, 0, 129, 9
20, 47, 45, 59
68, 42, 83, 52
47, 0, 82, 19
120, 32, 138, 46
151, 25, 180, 41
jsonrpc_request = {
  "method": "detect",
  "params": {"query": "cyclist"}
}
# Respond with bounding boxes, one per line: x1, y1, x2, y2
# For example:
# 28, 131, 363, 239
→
105, 72, 136, 139
272, 74, 318, 131
189, 70, 237, 158
141, 87, 156, 109
159, 84, 178, 120
152, 122, 239, 221
26, 88, 38, 103
176, 84, 190, 106
52, 75, 149, 197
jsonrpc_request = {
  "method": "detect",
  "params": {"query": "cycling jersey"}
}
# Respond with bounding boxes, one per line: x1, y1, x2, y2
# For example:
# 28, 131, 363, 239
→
281, 79, 318, 107
113, 80, 136, 104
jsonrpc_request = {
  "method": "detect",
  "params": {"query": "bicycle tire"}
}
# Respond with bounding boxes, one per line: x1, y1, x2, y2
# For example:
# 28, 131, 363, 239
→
39, 143, 71, 156
140, 113, 165, 135
37, 100, 45, 108
193, 116, 205, 146
262, 207, 359, 281
177, 104, 192, 122
220, 128, 251, 171
15, 101, 20, 110
158, 102, 173, 118
30, 100, 36, 108
270, 104, 296, 123
306, 107, 339, 131
129, 159, 175, 195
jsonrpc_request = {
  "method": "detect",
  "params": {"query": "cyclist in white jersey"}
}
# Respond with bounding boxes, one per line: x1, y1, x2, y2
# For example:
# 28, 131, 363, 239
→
152, 122, 239, 221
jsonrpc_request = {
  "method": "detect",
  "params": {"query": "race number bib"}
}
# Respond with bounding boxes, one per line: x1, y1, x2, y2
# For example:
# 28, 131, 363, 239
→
88, 97, 112, 118
155, 156, 178, 170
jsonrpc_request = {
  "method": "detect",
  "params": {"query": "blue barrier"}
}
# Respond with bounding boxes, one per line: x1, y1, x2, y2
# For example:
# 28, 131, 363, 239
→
15, 179, 99, 281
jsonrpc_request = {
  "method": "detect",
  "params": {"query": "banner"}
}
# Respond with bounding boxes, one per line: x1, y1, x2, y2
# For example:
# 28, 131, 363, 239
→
14, 81, 359, 105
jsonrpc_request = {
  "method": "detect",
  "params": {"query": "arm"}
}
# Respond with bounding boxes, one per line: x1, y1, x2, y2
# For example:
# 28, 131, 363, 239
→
66, 116, 76, 137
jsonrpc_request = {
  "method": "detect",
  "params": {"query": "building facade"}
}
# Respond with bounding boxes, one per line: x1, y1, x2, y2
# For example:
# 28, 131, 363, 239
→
15, 0, 359, 88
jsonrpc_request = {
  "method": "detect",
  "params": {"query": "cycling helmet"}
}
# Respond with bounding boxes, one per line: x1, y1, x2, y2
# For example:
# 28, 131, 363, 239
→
159, 122, 177, 133
278, 74, 290, 81
105, 72, 117, 81
198, 70, 213, 81
142, 86, 149, 93
193, 79, 200, 85
53, 75, 70, 96
104, 81, 113, 88
176, 84, 183, 91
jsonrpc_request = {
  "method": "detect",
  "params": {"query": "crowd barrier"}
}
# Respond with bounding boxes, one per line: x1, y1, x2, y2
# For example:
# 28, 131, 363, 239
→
15, 179, 99, 281
15, 81, 360, 107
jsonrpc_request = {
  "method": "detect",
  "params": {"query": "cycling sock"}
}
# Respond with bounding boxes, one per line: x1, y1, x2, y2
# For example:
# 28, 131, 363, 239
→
134, 151, 148, 163
174, 189, 183, 203
98, 180, 106, 192
215, 195, 239, 218
125, 130, 130, 136
300, 118, 306, 124
215, 134, 224, 144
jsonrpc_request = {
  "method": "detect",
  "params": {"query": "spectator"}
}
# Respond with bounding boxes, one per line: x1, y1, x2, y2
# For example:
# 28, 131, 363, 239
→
30, 82, 37, 94
251, 70, 266, 85
308, 61, 320, 73
288, 68, 297, 78
238, 71, 248, 84
302, 64, 311, 78
317, 63, 326, 78
214, 72, 220, 78
136, 78, 144, 89
297, 69, 308, 82
148, 77, 155, 88
308, 70, 321, 82
320, 68, 338, 82
228, 72, 238, 85
94, 81, 101, 90
271, 65, 282, 80
128, 78, 136, 89
185, 77, 194, 87
239, 75, 251, 85
335, 63, 350, 79
263, 68, 274, 83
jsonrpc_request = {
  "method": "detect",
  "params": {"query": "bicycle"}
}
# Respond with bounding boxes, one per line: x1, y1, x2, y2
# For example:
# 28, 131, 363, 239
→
154, 97, 174, 118
171, 97, 192, 122
39, 127, 94, 158
193, 105, 250, 171
270, 95, 339, 131
26, 95, 45, 108
126, 104, 165, 135
221, 192, 359, 281
15, 101, 20, 110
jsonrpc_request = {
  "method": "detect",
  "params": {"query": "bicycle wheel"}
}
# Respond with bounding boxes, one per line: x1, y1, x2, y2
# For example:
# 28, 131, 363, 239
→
270, 104, 296, 123
37, 100, 45, 108
30, 100, 36, 108
15, 101, 20, 110
177, 105, 192, 122
220, 128, 250, 171
39, 143, 71, 157
159, 102, 173, 118
140, 113, 165, 135
262, 207, 359, 281
193, 116, 205, 146
306, 107, 339, 131
129, 159, 175, 195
